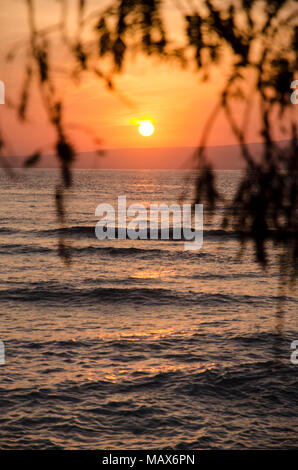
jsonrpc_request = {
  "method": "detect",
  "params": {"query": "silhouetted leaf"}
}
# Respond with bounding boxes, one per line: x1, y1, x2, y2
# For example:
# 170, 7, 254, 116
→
23, 151, 41, 168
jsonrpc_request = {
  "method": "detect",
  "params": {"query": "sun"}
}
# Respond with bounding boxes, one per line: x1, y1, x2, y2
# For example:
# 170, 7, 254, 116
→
138, 120, 155, 137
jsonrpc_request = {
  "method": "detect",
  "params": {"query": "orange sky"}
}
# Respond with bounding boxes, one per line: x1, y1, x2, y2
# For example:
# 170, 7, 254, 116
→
0, 0, 291, 162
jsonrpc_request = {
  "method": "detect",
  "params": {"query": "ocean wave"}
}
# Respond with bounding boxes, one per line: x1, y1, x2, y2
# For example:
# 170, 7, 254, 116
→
0, 243, 52, 255
1, 359, 296, 404
0, 285, 221, 305
1, 354, 297, 449
0, 241, 216, 260
35, 225, 238, 240
0, 282, 291, 307
4, 330, 289, 362
12, 224, 295, 242
0, 227, 18, 234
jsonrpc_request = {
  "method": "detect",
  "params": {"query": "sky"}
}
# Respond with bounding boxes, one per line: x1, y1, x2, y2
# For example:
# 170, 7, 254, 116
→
0, 0, 293, 168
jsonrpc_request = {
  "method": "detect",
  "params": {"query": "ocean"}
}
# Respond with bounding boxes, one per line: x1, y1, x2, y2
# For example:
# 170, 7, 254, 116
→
0, 169, 297, 449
